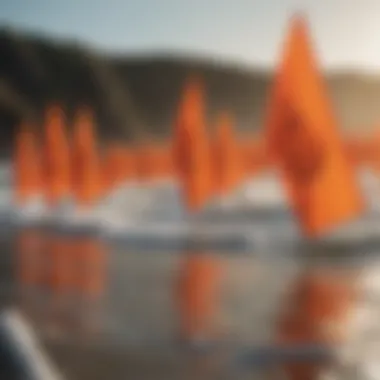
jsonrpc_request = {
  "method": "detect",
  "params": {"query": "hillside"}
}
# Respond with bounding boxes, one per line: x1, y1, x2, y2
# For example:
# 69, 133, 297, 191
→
1, 27, 380, 156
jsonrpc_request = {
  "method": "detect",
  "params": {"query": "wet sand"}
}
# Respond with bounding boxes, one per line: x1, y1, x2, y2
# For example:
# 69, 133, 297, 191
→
0, 225, 303, 379
0, 224, 376, 379
1, 169, 380, 379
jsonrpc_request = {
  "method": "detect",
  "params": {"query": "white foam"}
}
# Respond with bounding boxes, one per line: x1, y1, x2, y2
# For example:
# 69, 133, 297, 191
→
11, 196, 48, 223
241, 172, 287, 207
0, 165, 380, 246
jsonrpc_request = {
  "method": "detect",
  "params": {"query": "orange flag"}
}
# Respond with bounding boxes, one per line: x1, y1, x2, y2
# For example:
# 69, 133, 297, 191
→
14, 124, 43, 205
264, 15, 363, 237
173, 78, 211, 211
43, 106, 71, 205
71, 109, 101, 207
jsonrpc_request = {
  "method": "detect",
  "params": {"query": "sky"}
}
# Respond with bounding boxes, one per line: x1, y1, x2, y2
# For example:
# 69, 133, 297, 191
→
1, 0, 380, 70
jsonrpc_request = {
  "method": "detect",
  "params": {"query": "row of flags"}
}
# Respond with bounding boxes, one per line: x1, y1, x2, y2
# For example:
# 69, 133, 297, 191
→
12, 14, 379, 238
14, 107, 175, 208
173, 14, 369, 238
13, 94, 266, 211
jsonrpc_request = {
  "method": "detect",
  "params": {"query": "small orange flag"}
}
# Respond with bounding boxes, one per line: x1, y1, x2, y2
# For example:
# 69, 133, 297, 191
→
14, 124, 42, 204
43, 106, 71, 205
173, 78, 211, 211
71, 109, 101, 207
264, 15, 363, 237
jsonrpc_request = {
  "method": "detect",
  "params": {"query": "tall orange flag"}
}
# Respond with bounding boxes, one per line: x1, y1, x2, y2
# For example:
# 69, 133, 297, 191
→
173, 78, 211, 211
71, 108, 101, 207
14, 124, 42, 205
43, 106, 71, 206
264, 15, 364, 237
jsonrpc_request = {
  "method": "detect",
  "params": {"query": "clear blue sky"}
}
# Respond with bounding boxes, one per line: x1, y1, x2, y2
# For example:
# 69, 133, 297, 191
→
1, 0, 379, 70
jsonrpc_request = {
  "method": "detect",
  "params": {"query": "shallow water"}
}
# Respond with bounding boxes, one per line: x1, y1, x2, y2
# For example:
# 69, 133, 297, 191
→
1, 223, 379, 379
1, 166, 380, 379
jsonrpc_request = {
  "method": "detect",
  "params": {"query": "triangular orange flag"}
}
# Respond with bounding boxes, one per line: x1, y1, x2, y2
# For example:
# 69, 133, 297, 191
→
71, 108, 101, 207
264, 14, 363, 237
14, 124, 43, 205
173, 78, 211, 211
43, 106, 71, 206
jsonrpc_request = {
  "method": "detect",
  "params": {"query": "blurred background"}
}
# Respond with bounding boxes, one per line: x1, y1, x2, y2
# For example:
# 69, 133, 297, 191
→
1, 0, 380, 156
